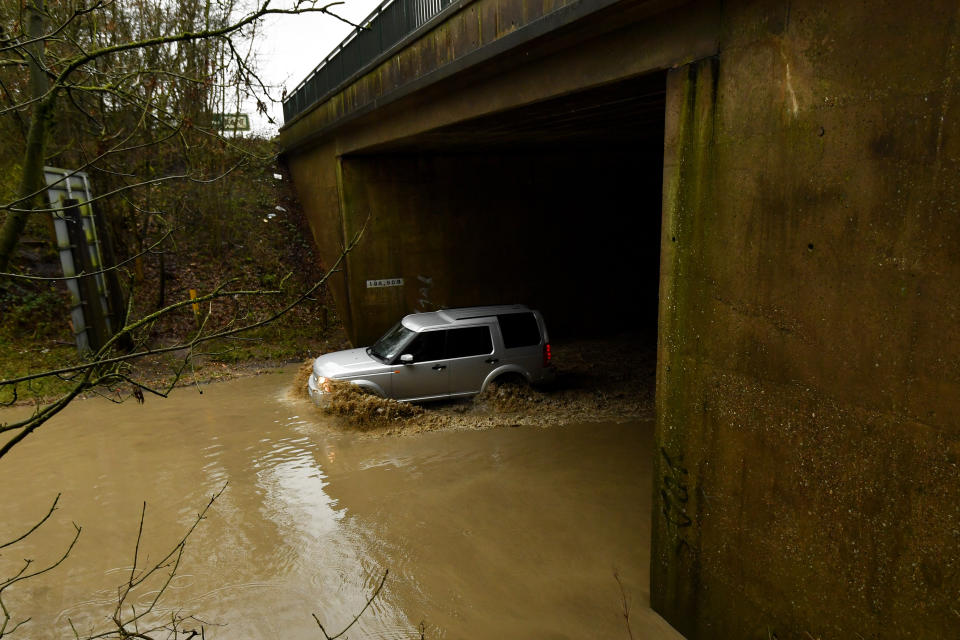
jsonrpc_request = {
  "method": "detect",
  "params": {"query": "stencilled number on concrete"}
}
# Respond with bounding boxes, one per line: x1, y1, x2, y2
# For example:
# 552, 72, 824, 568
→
366, 278, 404, 288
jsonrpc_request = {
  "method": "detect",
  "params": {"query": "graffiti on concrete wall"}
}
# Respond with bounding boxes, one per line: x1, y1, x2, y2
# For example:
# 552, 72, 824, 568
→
417, 275, 435, 311
660, 446, 692, 555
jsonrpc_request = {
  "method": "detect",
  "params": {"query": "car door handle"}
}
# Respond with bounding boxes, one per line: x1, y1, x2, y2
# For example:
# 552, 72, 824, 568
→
432, 364, 447, 371
485, 358, 499, 364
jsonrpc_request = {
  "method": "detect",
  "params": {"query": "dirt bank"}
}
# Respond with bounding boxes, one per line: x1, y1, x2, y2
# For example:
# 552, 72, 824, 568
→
297, 334, 656, 434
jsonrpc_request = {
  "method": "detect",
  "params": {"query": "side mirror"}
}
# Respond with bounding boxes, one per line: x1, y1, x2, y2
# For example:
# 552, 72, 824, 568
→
400, 354, 414, 365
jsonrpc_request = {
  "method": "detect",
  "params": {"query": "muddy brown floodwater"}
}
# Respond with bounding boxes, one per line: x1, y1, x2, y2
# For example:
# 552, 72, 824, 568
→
0, 367, 681, 639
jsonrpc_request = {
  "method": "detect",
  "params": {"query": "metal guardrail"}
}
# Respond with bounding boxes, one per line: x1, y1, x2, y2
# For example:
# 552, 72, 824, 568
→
282, 0, 456, 123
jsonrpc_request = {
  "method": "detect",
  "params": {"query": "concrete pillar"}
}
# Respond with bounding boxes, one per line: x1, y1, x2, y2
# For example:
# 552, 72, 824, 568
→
651, 57, 718, 637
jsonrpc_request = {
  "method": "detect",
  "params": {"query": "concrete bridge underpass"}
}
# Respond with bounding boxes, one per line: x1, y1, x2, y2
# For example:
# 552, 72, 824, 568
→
277, 0, 960, 637
278, 0, 695, 346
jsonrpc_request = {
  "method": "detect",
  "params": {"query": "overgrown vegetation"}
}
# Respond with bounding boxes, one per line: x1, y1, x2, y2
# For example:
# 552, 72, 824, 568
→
0, 0, 352, 405
0, 154, 347, 405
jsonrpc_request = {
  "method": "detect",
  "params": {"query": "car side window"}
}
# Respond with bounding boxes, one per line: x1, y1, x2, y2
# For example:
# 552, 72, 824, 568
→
497, 312, 541, 348
403, 330, 446, 362
446, 326, 493, 358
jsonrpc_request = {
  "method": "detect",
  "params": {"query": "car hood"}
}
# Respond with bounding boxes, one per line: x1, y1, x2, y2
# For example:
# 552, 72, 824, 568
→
313, 348, 383, 378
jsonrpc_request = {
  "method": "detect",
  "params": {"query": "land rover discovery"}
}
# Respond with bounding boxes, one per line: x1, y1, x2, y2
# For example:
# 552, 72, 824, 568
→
307, 304, 554, 403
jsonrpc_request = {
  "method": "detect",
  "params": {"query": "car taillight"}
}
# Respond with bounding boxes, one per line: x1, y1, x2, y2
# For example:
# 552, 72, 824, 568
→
543, 343, 552, 367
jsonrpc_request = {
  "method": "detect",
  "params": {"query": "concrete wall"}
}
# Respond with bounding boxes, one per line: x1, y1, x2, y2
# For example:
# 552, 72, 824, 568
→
653, 1, 960, 637
282, 140, 357, 333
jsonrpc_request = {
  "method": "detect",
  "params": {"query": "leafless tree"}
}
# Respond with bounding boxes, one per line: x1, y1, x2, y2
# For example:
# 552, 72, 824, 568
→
0, 0, 359, 271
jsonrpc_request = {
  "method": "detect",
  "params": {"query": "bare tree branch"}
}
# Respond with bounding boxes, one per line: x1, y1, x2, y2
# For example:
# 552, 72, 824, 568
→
613, 569, 635, 640
312, 569, 389, 640
0, 493, 60, 550
0, 228, 174, 281
0, 509, 82, 639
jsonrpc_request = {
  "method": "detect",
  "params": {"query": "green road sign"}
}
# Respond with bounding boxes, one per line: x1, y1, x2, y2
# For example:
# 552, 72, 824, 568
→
211, 113, 250, 131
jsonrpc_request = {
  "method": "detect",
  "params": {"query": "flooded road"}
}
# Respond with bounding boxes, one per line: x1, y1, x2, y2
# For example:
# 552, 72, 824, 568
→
0, 369, 681, 639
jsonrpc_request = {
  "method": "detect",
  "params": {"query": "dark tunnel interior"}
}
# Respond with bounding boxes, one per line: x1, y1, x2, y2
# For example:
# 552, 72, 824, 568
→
347, 70, 667, 341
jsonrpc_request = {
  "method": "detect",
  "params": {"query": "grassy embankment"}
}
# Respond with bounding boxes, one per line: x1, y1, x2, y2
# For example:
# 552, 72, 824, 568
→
0, 155, 347, 405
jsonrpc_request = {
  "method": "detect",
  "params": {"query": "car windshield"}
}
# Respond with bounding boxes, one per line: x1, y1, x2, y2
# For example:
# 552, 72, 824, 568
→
369, 322, 413, 362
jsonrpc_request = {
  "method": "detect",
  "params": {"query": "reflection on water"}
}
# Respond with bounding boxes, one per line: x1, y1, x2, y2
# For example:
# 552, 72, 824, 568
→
0, 369, 680, 639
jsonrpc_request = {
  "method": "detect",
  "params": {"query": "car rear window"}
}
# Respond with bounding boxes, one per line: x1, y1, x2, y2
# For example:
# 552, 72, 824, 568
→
497, 312, 541, 348
446, 326, 493, 358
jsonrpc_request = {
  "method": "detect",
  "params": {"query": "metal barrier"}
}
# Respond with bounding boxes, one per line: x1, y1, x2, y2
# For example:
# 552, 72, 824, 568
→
282, 0, 455, 123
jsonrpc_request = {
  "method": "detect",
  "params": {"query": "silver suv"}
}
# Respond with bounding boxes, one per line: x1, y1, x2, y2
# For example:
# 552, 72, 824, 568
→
308, 305, 554, 403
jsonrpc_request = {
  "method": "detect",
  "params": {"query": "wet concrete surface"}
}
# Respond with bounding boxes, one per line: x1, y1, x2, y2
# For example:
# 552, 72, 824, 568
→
0, 368, 682, 639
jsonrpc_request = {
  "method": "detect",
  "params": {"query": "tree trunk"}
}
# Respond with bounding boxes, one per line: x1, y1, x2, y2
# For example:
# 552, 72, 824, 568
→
0, 0, 51, 274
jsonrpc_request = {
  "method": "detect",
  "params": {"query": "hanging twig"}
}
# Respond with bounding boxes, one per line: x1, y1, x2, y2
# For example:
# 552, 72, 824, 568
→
312, 569, 389, 640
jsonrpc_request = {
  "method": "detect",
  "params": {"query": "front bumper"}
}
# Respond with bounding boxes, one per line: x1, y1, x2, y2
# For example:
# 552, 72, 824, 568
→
306, 373, 332, 406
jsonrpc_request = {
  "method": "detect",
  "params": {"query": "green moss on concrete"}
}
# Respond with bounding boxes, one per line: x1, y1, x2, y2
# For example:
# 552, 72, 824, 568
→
652, 57, 719, 637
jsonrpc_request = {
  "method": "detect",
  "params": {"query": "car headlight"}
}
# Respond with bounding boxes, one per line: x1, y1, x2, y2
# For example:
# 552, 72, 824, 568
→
317, 376, 332, 393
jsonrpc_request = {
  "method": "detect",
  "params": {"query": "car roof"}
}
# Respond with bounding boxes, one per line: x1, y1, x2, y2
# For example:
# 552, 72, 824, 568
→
401, 304, 531, 331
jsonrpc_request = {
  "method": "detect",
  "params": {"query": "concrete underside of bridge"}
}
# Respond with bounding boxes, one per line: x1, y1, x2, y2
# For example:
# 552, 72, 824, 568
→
279, 0, 960, 637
